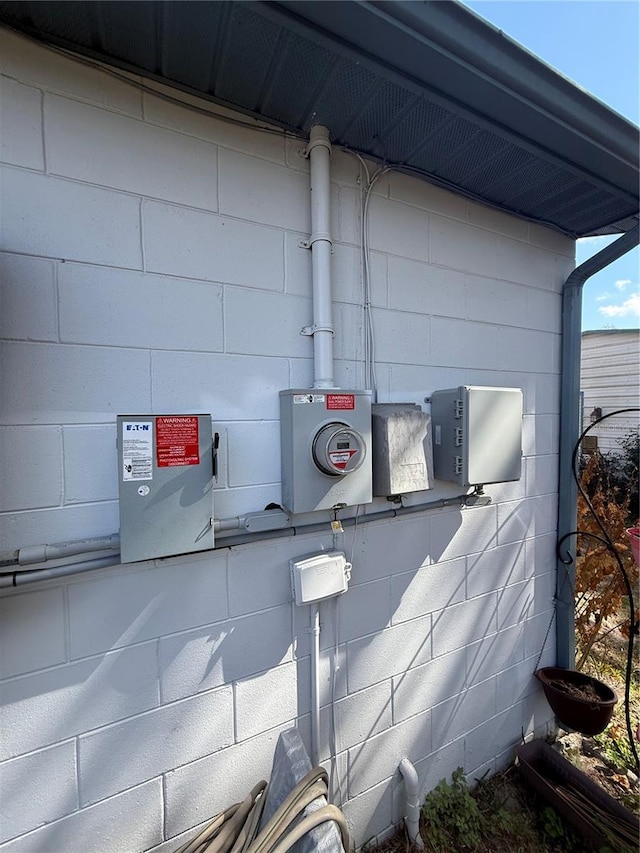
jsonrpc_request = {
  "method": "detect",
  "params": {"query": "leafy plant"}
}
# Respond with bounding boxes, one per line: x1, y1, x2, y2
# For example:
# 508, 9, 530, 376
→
578, 426, 638, 527
421, 768, 484, 851
539, 806, 584, 851
420, 766, 587, 852
573, 439, 639, 671
594, 723, 635, 772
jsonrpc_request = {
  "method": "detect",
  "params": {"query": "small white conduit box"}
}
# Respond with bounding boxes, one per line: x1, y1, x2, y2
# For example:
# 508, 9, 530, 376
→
371, 403, 434, 496
290, 551, 350, 605
117, 414, 215, 563
430, 386, 523, 487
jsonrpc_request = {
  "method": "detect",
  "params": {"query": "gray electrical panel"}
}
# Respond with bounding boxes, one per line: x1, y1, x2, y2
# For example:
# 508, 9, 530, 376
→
117, 414, 215, 563
371, 403, 434, 496
430, 386, 522, 487
279, 390, 372, 514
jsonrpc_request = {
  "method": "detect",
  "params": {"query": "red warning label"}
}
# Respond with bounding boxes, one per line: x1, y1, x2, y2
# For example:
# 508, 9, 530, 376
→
156, 416, 200, 468
329, 449, 358, 469
326, 394, 355, 410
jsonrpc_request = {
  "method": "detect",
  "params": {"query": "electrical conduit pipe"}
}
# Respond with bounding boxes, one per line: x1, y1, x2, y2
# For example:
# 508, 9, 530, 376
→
306, 125, 335, 390
0, 534, 120, 568
398, 757, 424, 850
310, 602, 321, 768
0, 495, 472, 588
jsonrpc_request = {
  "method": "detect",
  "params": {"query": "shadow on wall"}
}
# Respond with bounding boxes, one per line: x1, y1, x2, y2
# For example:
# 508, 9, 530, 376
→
0, 496, 554, 849
334, 499, 550, 835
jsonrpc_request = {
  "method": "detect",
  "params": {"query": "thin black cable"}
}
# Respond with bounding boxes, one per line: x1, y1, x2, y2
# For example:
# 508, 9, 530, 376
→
11, 27, 582, 239
557, 407, 639, 773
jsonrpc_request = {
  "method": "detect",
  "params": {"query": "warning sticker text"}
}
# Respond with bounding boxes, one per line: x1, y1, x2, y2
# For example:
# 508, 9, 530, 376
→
156, 416, 200, 468
326, 394, 355, 410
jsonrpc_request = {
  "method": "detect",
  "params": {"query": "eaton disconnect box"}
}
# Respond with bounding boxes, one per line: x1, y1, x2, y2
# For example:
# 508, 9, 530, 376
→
117, 414, 215, 563
280, 390, 372, 514
430, 386, 522, 487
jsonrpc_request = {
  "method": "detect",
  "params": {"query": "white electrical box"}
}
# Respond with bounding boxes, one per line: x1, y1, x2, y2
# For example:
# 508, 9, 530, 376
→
117, 414, 215, 563
279, 390, 372, 514
371, 403, 434, 496
290, 551, 350, 605
430, 386, 522, 487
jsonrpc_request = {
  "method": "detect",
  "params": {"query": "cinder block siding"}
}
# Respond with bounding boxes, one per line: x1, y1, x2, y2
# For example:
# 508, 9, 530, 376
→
0, 27, 573, 851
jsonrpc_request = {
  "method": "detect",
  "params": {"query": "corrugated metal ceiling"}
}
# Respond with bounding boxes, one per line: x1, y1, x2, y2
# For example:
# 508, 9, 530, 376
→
1, 0, 638, 238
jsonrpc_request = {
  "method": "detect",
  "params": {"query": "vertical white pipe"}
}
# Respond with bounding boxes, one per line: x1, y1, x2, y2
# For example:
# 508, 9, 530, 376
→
307, 125, 335, 389
310, 603, 321, 766
399, 757, 425, 850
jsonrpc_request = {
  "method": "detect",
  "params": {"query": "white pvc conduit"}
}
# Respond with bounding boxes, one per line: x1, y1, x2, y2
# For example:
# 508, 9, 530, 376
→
0, 494, 473, 587
310, 603, 321, 768
306, 125, 335, 390
398, 757, 424, 850
0, 534, 120, 569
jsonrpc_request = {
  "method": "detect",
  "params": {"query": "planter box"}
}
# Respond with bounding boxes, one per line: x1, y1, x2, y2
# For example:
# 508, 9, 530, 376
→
516, 739, 638, 852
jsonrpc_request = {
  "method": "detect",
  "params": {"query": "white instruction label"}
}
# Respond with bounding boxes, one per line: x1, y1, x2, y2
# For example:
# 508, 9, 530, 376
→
293, 394, 325, 404
122, 422, 153, 481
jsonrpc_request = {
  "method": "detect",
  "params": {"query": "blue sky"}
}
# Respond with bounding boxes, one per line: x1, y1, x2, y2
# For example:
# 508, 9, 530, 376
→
461, 1, 639, 331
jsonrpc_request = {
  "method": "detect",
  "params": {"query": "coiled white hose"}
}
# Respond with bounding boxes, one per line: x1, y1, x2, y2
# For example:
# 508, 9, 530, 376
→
174, 767, 348, 853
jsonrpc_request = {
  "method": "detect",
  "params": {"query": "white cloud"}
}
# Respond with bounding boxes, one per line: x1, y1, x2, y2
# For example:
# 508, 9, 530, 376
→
615, 279, 632, 291
595, 292, 611, 301
577, 235, 613, 246
598, 292, 640, 318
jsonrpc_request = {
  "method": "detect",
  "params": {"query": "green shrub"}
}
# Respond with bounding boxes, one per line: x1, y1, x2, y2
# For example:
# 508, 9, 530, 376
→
421, 768, 484, 851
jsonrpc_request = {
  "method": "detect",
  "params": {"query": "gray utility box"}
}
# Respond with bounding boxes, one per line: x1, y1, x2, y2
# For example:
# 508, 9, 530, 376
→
430, 386, 522, 487
117, 414, 215, 563
280, 390, 372, 514
371, 403, 434, 496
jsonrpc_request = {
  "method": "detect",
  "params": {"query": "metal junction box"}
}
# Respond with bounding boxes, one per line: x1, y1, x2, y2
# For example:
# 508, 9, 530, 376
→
430, 386, 522, 487
279, 390, 372, 514
117, 414, 215, 563
371, 403, 434, 496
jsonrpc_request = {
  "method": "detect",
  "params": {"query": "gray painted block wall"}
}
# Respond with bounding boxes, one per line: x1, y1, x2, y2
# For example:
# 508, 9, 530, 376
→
0, 26, 573, 851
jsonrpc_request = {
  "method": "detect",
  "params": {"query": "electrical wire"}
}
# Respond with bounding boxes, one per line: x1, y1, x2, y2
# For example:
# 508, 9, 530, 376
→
47, 33, 385, 404
361, 165, 391, 401
556, 407, 640, 774
16, 30, 302, 143
8, 25, 583, 239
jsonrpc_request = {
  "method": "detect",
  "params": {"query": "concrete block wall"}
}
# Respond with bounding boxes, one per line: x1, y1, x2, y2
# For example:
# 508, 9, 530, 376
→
0, 28, 574, 851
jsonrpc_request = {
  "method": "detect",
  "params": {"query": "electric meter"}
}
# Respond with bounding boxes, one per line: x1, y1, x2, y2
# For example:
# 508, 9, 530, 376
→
312, 423, 366, 476
280, 389, 372, 513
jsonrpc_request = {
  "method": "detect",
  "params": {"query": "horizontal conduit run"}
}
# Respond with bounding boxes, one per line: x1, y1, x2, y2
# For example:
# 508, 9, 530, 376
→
0, 494, 472, 589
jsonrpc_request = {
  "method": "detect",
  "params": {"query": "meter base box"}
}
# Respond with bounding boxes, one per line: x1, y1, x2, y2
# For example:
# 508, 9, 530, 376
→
371, 403, 434, 496
280, 390, 372, 514
431, 386, 522, 488
117, 414, 214, 563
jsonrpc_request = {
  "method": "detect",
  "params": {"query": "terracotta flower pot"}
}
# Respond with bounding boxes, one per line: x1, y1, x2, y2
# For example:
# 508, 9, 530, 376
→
535, 666, 617, 736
